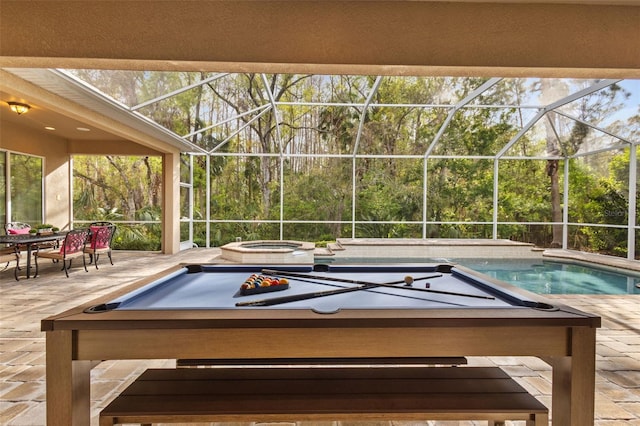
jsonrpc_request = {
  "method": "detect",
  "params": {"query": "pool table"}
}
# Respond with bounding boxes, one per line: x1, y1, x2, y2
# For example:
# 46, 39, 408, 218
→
42, 263, 601, 426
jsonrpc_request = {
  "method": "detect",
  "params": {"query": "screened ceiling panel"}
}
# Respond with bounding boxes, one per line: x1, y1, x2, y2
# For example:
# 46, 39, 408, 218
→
604, 80, 640, 137
466, 78, 530, 107
283, 104, 363, 156
501, 120, 554, 159
555, 83, 630, 128
202, 106, 273, 153
537, 79, 606, 106
61, 70, 638, 158
275, 74, 372, 105
429, 107, 512, 158
358, 106, 430, 156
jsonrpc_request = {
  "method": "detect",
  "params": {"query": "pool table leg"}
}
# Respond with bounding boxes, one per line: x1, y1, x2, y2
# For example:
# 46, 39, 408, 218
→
551, 327, 597, 426
46, 330, 92, 426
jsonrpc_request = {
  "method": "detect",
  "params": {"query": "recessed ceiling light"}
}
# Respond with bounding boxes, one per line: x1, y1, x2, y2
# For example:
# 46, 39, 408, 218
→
44, 126, 56, 131
76, 127, 91, 132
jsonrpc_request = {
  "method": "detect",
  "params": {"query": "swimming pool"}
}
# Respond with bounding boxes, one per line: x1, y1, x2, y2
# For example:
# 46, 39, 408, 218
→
323, 257, 640, 295
456, 258, 640, 295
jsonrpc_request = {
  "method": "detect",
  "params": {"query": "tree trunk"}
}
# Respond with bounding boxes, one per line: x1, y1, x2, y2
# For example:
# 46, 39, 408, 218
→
547, 159, 563, 247
539, 79, 568, 248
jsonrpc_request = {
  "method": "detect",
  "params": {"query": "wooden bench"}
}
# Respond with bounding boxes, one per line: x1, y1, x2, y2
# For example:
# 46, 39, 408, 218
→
100, 366, 548, 426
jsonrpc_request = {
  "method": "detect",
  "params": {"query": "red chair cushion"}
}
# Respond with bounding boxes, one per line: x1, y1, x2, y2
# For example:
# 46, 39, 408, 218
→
90, 226, 111, 249
8, 228, 30, 234
58, 230, 89, 255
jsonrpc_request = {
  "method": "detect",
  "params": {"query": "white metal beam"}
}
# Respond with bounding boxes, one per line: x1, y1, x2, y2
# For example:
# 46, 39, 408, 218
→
131, 73, 228, 111
424, 78, 502, 158
496, 79, 621, 158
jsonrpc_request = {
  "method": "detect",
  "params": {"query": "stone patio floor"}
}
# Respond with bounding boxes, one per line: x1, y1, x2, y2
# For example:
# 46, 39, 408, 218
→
0, 248, 639, 426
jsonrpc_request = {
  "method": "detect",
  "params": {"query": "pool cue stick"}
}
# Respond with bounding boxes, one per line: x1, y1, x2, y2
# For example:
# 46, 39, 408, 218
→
274, 275, 469, 307
261, 269, 495, 300
262, 269, 422, 286
235, 279, 407, 307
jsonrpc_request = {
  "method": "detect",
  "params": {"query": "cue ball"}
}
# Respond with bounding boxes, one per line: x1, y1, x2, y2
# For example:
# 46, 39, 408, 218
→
404, 276, 413, 287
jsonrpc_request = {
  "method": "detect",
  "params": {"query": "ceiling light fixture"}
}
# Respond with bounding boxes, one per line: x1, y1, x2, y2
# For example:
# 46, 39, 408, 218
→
7, 101, 31, 115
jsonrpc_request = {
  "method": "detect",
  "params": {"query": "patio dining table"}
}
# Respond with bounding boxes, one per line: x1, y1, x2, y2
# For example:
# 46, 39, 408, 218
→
0, 232, 68, 279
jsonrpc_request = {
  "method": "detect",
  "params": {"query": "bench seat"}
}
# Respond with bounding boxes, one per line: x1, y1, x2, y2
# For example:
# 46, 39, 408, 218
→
100, 366, 548, 426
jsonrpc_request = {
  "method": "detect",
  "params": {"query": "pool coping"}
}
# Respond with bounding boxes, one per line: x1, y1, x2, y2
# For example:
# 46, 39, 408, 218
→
543, 249, 640, 274
219, 240, 316, 264
328, 238, 540, 259
321, 239, 640, 275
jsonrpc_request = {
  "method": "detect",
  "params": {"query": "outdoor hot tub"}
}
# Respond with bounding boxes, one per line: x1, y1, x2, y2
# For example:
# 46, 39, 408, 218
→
220, 240, 316, 264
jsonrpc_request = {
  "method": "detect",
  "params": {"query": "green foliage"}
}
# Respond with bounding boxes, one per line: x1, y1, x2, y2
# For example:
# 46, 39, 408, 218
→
567, 152, 631, 256
73, 156, 163, 251
112, 224, 161, 251
73, 156, 163, 221
28, 224, 59, 234
427, 158, 494, 224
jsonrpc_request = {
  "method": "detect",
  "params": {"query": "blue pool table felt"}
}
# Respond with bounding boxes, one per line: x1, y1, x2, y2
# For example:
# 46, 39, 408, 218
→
103, 264, 544, 314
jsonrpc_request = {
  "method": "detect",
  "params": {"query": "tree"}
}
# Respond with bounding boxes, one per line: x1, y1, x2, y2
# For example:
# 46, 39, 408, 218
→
538, 80, 629, 247
73, 156, 163, 250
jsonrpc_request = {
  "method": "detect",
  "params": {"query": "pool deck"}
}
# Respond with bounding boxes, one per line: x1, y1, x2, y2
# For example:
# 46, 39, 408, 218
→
1, 248, 639, 426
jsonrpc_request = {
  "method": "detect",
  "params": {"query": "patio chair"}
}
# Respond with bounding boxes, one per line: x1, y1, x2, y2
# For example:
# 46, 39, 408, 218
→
0, 246, 20, 281
85, 224, 116, 269
89, 221, 113, 227
34, 229, 90, 278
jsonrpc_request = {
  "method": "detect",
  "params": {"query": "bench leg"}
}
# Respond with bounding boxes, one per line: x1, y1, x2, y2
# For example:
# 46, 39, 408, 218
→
99, 416, 114, 426
534, 412, 550, 426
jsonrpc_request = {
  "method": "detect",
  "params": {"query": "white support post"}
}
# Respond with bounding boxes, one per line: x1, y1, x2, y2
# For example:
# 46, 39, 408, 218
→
628, 144, 637, 260
493, 158, 499, 239
563, 159, 570, 249
206, 154, 211, 248
422, 158, 428, 239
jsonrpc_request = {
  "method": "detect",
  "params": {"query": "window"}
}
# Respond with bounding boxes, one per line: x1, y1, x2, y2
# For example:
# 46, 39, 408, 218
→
1, 151, 43, 225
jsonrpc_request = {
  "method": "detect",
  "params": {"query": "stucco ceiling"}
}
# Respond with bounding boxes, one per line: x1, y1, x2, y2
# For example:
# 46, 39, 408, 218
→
1, 90, 127, 141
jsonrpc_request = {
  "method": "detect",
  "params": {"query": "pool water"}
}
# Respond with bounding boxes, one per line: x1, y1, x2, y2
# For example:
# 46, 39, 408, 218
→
323, 257, 640, 295
456, 259, 640, 295
242, 243, 300, 249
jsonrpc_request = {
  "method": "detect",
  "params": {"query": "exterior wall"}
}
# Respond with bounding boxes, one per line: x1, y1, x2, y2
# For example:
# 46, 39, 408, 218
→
1, 119, 71, 230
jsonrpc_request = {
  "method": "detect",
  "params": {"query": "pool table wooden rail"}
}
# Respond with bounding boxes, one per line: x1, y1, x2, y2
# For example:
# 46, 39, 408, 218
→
55, 326, 578, 362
